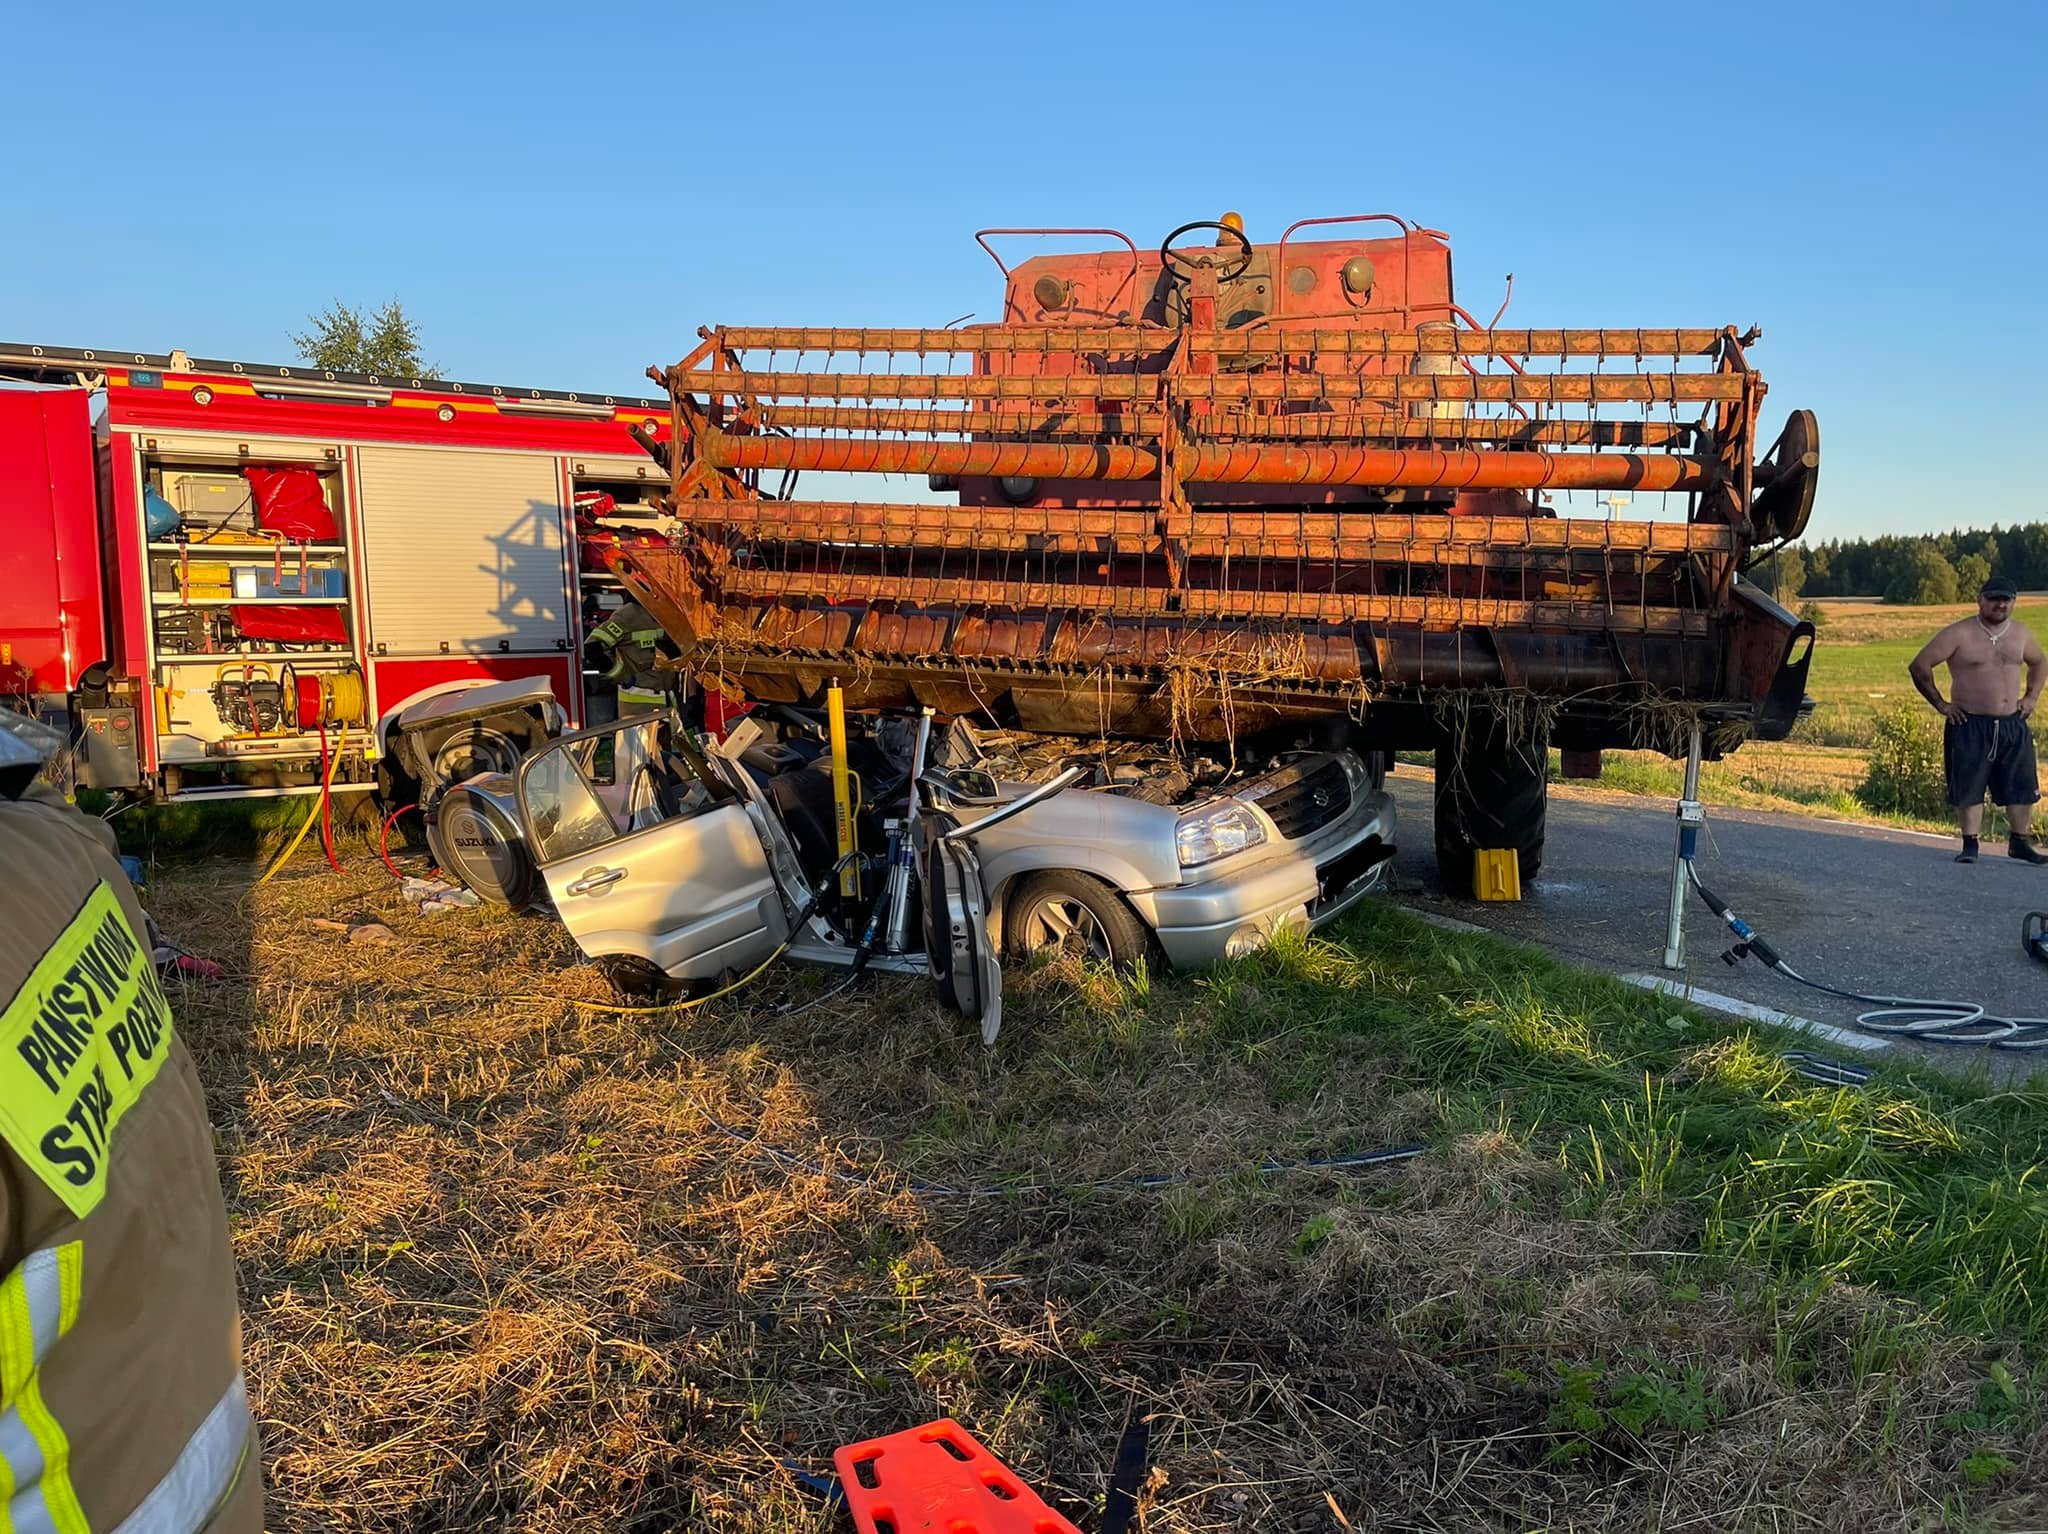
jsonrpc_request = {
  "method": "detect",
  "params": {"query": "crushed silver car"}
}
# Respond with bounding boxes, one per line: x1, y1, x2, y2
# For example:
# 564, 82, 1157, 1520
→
477, 708, 1395, 1040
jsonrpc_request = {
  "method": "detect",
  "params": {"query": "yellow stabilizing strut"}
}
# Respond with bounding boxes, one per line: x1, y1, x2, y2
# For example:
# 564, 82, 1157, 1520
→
827, 681, 859, 898
1473, 848, 1523, 902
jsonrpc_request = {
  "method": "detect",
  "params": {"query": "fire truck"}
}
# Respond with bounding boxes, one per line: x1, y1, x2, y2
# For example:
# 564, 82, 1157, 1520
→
0, 342, 679, 807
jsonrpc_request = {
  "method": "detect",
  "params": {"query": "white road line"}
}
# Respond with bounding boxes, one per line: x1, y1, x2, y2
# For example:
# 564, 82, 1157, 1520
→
1617, 974, 1891, 1053
1408, 910, 1490, 935
1397, 902, 1891, 1055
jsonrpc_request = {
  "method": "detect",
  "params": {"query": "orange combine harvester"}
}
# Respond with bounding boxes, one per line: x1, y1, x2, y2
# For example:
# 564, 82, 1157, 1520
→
608, 212, 1819, 888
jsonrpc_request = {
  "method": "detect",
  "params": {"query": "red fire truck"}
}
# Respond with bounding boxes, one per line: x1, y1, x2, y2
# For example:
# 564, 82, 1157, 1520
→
0, 342, 679, 806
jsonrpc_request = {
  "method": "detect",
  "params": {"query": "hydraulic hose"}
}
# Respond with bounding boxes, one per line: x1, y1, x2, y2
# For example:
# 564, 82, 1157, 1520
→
378, 803, 418, 882
242, 724, 349, 907
1685, 862, 2048, 1049
317, 722, 343, 873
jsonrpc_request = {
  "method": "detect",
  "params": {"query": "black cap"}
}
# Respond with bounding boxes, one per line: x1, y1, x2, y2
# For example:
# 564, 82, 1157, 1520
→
1982, 575, 2019, 599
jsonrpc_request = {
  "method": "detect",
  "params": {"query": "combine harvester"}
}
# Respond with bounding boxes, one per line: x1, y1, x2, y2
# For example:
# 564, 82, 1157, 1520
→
608, 213, 1820, 892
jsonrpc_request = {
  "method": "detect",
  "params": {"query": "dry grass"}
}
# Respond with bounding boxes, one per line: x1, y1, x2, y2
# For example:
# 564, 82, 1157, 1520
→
153, 857, 2047, 1533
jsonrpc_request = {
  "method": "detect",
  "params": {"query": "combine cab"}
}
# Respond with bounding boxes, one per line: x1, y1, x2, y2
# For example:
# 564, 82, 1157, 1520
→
609, 214, 1818, 890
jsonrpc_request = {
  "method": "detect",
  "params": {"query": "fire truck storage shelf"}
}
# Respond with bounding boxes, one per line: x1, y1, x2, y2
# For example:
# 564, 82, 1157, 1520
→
150, 597, 352, 606
147, 543, 349, 554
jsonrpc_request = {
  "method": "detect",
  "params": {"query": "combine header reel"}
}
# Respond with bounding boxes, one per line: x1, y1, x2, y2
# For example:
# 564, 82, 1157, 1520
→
608, 214, 1818, 755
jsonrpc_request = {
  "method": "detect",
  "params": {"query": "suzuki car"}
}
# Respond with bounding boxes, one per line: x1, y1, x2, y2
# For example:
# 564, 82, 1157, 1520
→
509, 710, 1396, 1039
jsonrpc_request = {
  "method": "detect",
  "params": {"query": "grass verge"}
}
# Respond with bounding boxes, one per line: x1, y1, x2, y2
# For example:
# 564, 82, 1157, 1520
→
155, 854, 2048, 1531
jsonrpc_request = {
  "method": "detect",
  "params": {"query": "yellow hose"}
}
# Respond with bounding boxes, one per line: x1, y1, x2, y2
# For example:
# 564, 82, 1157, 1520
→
401, 935, 794, 1016
241, 723, 348, 908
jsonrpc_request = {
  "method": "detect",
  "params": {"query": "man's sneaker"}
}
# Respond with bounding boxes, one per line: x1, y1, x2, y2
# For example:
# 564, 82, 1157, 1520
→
1958, 836, 1980, 863
2011, 837, 2048, 866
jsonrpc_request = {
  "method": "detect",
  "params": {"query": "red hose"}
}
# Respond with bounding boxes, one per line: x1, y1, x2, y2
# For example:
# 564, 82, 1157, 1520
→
379, 804, 418, 883
317, 722, 343, 872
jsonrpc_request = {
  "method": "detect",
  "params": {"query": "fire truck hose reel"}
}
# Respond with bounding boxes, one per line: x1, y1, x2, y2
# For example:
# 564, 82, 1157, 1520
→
291, 669, 366, 730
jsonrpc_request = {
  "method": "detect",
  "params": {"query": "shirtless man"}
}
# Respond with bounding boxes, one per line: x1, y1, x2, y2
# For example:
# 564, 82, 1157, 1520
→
1908, 575, 2048, 863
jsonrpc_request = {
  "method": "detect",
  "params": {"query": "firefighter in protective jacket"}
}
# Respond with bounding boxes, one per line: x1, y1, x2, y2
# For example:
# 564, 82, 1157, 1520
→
0, 711, 260, 1532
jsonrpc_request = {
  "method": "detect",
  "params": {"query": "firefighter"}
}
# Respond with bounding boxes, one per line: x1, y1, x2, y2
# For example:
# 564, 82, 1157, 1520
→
0, 710, 261, 1531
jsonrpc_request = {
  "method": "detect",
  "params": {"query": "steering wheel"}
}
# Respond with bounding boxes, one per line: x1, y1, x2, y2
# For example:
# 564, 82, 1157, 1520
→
1159, 220, 1254, 283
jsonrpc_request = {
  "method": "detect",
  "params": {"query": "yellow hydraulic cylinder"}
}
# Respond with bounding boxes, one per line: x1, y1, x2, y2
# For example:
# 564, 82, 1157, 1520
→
827, 680, 859, 898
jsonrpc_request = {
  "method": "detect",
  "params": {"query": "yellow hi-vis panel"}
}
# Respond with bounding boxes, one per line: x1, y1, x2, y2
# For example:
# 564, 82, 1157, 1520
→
0, 884, 174, 1217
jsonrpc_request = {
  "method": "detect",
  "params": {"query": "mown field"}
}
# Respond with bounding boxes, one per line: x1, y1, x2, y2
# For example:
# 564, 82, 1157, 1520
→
153, 851, 2048, 1532
1592, 599, 2048, 834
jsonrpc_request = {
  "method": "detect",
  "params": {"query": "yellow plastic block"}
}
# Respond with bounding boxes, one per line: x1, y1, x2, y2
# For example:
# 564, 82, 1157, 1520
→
1473, 849, 1522, 902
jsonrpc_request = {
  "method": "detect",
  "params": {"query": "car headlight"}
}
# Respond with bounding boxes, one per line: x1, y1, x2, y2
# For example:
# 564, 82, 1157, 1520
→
1175, 799, 1267, 868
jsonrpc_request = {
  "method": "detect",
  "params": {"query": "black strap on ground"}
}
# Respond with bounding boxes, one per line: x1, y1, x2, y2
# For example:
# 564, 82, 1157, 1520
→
1100, 1415, 1150, 1534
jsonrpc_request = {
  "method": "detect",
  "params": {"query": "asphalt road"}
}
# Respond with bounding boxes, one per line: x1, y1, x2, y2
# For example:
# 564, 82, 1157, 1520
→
1385, 773, 2048, 1075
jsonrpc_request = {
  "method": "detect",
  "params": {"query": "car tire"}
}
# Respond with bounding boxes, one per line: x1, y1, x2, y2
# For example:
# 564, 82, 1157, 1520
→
1004, 870, 1149, 971
1434, 730, 1547, 898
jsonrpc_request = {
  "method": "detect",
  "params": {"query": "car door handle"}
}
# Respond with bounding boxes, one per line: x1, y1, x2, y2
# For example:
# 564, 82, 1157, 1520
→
566, 867, 627, 896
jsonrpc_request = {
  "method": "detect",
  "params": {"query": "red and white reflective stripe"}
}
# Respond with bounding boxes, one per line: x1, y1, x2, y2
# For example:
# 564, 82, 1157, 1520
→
110, 1373, 251, 1534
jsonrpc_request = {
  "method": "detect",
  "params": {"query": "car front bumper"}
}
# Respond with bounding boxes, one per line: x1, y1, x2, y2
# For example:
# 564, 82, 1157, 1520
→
1132, 790, 1397, 968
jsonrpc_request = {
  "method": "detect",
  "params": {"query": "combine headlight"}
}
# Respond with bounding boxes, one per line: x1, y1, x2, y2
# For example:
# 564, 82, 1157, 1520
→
1175, 800, 1267, 868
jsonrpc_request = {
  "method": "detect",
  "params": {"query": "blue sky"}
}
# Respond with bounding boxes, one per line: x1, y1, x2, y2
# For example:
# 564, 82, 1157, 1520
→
7, 1, 2042, 541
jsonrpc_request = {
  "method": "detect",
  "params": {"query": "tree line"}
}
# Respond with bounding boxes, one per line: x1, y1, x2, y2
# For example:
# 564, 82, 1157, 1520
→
1750, 524, 2048, 607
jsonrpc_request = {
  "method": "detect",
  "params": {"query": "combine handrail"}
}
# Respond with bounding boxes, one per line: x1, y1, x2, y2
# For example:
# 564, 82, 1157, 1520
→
1274, 214, 1416, 320
974, 228, 1143, 320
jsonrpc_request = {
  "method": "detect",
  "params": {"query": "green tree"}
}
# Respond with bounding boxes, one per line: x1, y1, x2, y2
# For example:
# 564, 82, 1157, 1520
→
1884, 545, 1959, 605
1772, 545, 1806, 604
1957, 552, 1992, 596
292, 300, 439, 378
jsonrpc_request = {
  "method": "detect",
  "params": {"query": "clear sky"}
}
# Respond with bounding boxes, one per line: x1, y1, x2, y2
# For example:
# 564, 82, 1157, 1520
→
7, 1, 2042, 542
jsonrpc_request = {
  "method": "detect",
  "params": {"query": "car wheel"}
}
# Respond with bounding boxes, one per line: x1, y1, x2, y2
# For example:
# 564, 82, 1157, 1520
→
1004, 870, 1148, 971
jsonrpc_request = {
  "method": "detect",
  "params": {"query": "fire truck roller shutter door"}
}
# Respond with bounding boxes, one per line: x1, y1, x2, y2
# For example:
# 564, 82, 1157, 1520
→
353, 447, 570, 655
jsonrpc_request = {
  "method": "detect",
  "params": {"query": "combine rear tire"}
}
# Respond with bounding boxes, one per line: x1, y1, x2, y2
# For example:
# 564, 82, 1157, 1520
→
1434, 730, 1547, 898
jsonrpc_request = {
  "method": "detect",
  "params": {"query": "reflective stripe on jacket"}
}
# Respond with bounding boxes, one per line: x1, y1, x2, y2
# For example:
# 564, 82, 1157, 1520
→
0, 790, 260, 1532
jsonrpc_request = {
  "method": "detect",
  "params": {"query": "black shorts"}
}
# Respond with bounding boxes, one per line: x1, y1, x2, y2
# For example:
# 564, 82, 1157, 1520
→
1945, 712, 2040, 808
